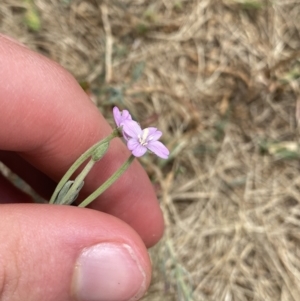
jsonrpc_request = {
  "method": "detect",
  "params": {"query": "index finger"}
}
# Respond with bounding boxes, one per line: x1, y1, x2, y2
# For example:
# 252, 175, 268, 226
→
0, 35, 164, 247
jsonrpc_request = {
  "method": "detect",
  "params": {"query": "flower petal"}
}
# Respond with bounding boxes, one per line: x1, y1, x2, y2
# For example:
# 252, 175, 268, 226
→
121, 110, 132, 121
113, 107, 133, 127
147, 128, 162, 141
127, 138, 140, 151
132, 144, 148, 157
147, 127, 158, 135
122, 130, 131, 141
113, 106, 121, 127
147, 140, 169, 159
122, 120, 142, 138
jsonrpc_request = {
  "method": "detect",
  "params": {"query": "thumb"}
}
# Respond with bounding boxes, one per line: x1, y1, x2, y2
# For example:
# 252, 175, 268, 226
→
0, 204, 151, 301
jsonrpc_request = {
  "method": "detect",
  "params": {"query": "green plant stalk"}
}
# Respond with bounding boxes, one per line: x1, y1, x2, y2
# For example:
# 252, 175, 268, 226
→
49, 129, 120, 204
78, 155, 135, 208
60, 159, 95, 205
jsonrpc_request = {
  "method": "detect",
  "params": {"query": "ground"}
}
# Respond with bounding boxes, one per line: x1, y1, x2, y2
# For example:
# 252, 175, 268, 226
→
1, 0, 300, 300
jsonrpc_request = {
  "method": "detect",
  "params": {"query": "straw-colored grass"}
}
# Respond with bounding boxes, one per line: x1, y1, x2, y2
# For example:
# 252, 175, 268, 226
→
1, 0, 300, 300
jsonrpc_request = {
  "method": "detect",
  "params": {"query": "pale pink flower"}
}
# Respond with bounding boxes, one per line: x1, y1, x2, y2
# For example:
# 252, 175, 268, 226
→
113, 106, 132, 127
122, 120, 169, 159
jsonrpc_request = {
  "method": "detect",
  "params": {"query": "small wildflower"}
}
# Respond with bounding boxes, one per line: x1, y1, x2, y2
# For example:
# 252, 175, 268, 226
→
123, 120, 169, 159
113, 106, 132, 127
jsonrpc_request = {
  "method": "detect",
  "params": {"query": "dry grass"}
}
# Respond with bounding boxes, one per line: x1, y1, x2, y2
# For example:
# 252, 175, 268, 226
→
1, 0, 300, 300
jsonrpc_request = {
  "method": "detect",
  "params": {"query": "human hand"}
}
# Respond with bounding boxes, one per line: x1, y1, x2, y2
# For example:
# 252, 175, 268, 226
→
0, 34, 164, 301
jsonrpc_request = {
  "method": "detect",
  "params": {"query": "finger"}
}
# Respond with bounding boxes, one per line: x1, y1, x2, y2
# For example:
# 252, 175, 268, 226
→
0, 34, 164, 247
0, 173, 33, 204
0, 151, 56, 200
0, 204, 151, 301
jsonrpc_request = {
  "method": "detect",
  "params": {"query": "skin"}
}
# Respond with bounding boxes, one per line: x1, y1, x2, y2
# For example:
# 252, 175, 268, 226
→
0, 34, 164, 301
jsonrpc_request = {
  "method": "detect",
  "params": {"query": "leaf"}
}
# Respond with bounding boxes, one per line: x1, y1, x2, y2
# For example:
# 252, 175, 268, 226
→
24, 0, 41, 32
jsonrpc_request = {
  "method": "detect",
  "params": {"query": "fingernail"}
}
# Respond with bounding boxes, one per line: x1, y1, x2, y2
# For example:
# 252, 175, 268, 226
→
73, 243, 146, 301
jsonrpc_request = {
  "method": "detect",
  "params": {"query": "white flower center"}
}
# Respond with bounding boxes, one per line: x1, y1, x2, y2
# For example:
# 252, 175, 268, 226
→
138, 128, 149, 146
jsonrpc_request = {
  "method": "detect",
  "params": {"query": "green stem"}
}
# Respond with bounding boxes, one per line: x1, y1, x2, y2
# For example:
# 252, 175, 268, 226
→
49, 129, 119, 204
60, 159, 95, 205
78, 155, 135, 208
